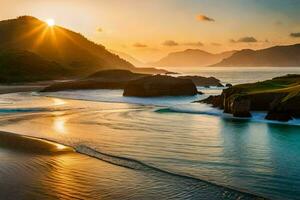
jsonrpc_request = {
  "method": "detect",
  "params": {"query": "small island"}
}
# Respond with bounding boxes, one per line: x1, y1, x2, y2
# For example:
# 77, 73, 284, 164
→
41, 69, 224, 96
199, 74, 300, 122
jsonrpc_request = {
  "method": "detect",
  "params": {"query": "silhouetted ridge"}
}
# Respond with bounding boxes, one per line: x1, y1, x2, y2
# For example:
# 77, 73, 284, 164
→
0, 16, 135, 79
152, 49, 236, 67
0, 50, 68, 83
213, 44, 300, 67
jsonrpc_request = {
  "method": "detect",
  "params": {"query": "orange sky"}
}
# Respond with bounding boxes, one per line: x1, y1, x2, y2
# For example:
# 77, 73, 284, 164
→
1, 0, 300, 62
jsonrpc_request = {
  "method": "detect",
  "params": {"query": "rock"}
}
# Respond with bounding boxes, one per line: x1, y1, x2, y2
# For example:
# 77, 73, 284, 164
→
230, 96, 252, 118
265, 95, 300, 121
197, 91, 204, 95
199, 95, 222, 107
265, 111, 293, 122
226, 83, 233, 87
178, 76, 224, 87
123, 75, 198, 97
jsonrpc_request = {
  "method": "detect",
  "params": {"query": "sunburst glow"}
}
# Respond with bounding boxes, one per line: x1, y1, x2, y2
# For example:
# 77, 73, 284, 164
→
46, 18, 55, 27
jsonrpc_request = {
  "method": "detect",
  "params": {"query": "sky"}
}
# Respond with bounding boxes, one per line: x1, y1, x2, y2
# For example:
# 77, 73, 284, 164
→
1, 0, 300, 62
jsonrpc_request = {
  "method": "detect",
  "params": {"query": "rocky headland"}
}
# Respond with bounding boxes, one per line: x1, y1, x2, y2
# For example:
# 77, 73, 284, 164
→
199, 74, 300, 122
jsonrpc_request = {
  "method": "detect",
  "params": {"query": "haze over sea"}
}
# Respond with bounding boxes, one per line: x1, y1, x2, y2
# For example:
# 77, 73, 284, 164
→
1, 67, 300, 200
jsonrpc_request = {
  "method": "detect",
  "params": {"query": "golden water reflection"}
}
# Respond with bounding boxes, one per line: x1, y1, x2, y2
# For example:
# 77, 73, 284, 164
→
52, 111, 68, 134
52, 98, 66, 106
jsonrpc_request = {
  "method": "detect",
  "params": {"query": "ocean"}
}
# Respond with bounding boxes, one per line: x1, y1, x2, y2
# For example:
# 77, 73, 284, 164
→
0, 67, 300, 199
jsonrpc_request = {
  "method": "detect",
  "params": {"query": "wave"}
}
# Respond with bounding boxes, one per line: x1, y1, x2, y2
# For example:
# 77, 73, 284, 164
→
0, 108, 48, 114
156, 103, 223, 116
75, 145, 261, 199
157, 104, 300, 126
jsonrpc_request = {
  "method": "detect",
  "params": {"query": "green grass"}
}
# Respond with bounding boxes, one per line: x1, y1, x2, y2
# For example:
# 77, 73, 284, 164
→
229, 74, 300, 103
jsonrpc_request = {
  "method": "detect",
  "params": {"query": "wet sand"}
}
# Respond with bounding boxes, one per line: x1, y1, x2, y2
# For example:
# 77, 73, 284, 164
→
0, 131, 261, 200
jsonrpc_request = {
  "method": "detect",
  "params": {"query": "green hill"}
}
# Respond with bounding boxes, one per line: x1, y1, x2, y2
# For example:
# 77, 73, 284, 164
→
0, 16, 134, 77
0, 50, 68, 83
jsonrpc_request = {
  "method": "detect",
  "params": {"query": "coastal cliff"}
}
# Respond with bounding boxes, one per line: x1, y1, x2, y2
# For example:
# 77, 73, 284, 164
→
200, 74, 300, 121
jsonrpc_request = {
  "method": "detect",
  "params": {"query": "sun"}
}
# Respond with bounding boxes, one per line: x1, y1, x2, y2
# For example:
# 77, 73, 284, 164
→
46, 18, 55, 27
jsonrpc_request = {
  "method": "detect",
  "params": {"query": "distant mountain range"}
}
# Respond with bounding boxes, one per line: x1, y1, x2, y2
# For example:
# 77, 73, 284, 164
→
212, 44, 300, 67
150, 44, 300, 68
151, 49, 236, 68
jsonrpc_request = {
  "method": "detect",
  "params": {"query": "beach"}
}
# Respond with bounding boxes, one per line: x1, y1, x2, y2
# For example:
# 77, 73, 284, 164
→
0, 131, 260, 200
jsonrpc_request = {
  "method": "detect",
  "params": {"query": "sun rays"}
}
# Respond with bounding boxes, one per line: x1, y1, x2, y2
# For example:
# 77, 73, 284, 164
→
46, 18, 55, 27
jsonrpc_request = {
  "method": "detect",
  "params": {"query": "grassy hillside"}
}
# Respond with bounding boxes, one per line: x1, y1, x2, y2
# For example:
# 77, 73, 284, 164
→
231, 74, 300, 100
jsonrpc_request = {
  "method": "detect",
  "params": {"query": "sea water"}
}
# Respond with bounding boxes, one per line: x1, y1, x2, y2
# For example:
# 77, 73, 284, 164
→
1, 67, 300, 199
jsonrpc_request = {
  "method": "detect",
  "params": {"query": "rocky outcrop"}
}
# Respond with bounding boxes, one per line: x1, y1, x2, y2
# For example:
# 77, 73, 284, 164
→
179, 76, 224, 87
199, 74, 300, 122
225, 96, 251, 117
265, 111, 293, 122
41, 70, 148, 92
199, 95, 222, 107
123, 75, 198, 97
266, 95, 300, 121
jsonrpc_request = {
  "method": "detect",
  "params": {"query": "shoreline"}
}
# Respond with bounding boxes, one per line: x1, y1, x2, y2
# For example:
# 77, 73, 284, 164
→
0, 130, 266, 199
0, 80, 70, 95
0, 131, 73, 155
38, 91, 300, 127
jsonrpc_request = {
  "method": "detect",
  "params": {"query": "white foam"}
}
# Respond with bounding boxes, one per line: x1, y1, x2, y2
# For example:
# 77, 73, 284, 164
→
38, 89, 300, 126
163, 105, 300, 126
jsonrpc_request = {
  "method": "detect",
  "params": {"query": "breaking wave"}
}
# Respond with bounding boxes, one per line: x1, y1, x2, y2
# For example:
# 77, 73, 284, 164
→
157, 104, 300, 126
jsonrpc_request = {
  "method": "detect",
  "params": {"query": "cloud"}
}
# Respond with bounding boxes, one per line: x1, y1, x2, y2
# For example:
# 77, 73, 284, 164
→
97, 27, 103, 32
290, 32, 300, 38
133, 43, 148, 48
183, 42, 204, 47
230, 36, 258, 43
211, 42, 222, 46
196, 14, 215, 22
162, 40, 179, 46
